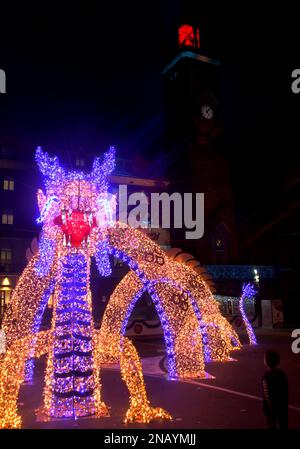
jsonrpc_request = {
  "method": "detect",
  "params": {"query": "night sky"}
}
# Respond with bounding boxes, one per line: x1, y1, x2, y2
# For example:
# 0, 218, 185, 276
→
0, 1, 180, 156
1, 1, 300, 219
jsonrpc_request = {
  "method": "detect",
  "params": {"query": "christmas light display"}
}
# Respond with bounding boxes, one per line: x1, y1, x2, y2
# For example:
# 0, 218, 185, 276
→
24, 280, 55, 382
0, 146, 241, 428
0, 330, 6, 355
239, 283, 257, 345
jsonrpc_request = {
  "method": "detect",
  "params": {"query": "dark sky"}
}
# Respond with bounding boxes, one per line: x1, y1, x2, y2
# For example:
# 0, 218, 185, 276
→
1, 1, 300, 219
0, 1, 180, 156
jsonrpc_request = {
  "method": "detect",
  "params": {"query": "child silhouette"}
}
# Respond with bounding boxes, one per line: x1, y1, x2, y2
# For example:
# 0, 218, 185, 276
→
262, 349, 289, 429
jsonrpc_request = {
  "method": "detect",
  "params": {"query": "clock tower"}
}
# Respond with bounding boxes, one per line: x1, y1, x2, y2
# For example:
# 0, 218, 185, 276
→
163, 13, 238, 264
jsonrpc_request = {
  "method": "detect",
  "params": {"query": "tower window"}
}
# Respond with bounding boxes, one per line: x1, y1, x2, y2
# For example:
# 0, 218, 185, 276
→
216, 238, 223, 249
178, 24, 200, 49
3, 177, 14, 191
2, 210, 14, 225
76, 159, 85, 167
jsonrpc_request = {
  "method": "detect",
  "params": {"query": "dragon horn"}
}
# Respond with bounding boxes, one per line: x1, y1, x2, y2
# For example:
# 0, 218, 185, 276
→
90, 146, 116, 191
35, 146, 65, 182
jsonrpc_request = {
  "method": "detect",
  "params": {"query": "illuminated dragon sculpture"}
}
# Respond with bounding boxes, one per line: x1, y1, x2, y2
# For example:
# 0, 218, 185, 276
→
0, 146, 240, 428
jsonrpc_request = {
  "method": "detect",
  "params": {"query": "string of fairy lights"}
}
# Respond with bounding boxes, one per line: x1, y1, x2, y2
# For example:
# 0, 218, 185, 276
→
239, 283, 258, 345
100, 225, 241, 378
0, 146, 247, 428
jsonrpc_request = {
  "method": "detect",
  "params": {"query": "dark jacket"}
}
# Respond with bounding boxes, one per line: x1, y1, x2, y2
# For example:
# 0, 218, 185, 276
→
262, 368, 288, 416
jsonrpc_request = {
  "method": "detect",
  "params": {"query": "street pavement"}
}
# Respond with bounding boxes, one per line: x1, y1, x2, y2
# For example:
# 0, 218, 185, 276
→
18, 330, 300, 429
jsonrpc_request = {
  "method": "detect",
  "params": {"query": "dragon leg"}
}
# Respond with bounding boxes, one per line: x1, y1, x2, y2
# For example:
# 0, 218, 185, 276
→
93, 332, 172, 423
120, 337, 172, 424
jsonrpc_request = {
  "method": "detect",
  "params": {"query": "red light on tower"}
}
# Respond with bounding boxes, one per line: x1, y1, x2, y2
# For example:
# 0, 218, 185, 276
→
178, 24, 200, 49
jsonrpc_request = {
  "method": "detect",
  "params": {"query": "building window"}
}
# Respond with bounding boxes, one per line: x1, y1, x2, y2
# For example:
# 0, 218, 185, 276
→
0, 249, 12, 262
76, 159, 85, 167
2, 210, 14, 225
3, 177, 14, 191
0, 288, 12, 319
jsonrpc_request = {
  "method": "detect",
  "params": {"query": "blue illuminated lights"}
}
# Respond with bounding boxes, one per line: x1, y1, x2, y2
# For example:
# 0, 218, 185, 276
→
239, 283, 257, 345
50, 253, 96, 418
34, 233, 56, 277
89, 146, 116, 192
36, 196, 59, 224
35, 146, 66, 194
95, 240, 112, 277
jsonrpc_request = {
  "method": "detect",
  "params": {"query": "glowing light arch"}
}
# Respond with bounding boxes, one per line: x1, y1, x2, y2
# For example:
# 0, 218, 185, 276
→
99, 244, 206, 379
98, 269, 205, 379
99, 239, 240, 376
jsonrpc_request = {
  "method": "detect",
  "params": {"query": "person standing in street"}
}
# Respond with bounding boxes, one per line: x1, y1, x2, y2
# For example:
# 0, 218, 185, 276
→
262, 349, 289, 429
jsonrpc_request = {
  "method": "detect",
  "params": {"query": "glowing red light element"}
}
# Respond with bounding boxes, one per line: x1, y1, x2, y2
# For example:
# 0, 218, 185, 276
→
54, 211, 97, 247
178, 24, 200, 49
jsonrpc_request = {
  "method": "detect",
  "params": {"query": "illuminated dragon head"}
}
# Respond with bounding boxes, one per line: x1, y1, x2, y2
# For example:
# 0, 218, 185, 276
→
34, 146, 116, 276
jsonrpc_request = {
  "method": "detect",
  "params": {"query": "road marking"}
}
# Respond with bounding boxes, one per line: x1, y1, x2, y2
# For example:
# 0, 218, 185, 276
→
143, 372, 300, 412
104, 356, 300, 413
181, 379, 300, 412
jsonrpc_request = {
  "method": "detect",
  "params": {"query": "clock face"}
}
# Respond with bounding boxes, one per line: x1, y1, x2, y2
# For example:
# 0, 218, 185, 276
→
201, 104, 214, 120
